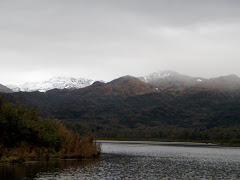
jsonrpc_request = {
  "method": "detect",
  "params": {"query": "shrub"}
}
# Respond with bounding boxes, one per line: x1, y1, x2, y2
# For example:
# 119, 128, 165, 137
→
0, 97, 100, 162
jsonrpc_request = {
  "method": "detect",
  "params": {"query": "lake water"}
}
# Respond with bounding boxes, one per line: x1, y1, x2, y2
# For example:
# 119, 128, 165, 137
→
1, 141, 240, 179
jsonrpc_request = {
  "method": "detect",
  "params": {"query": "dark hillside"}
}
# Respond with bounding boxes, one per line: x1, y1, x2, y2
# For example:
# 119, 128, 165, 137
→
1, 81, 240, 130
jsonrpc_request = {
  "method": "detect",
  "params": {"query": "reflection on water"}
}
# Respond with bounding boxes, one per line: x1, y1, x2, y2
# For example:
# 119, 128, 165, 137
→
1, 141, 240, 179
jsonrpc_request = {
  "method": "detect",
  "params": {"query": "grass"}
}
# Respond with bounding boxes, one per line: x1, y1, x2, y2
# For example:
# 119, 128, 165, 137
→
0, 137, 101, 164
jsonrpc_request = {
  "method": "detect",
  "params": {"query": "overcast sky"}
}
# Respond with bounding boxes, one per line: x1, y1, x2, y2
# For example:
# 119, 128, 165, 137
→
1, 0, 240, 84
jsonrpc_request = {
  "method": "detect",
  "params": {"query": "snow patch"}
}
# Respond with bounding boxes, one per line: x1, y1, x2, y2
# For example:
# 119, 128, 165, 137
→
140, 70, 173, 83
7, 77, 95, 92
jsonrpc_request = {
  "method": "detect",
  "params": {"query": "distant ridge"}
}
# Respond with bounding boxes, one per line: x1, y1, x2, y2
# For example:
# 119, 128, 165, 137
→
6, 77, 96, 92
5, 71, 240, 93
138, 70, 240, 90
138, 70, 206, 89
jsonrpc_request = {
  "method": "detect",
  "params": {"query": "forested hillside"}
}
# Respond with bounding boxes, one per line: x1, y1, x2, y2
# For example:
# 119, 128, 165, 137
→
1, 74, 240, 143
0, 98, 100, 163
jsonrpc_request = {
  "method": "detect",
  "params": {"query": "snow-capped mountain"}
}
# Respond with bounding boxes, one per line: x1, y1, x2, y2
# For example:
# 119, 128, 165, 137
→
138, 70, 206, 88
139, 70, 176, 83
7, 77, 95, 92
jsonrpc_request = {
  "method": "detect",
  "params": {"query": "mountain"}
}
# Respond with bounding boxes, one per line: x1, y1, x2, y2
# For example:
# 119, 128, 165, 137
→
139, 70, 240, 92
1, 72, 240, 140
104, 75, 158, 97
1, 74, 240, 127
0, 84, 13, 93
139, 70, 206, 91
51, 76, 158, 100
198, 74, 240, 90
0, 75, 159, 124
6, 77, 95, 92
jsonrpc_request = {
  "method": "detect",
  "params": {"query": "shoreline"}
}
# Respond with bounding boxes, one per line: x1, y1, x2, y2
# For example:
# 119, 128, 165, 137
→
97, 139, 240, 147
0, 153, 101, 165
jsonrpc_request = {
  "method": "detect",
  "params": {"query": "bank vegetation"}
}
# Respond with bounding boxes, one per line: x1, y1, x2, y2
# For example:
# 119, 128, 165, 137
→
0, 98, 100, 164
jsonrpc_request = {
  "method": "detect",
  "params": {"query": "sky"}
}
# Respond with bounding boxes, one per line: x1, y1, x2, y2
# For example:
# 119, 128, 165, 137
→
0, 0, 240, 85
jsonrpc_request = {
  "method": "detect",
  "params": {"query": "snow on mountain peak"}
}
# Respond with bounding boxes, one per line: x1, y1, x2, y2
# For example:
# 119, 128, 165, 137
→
139, 70, 176, 83
6, 77, 95, 92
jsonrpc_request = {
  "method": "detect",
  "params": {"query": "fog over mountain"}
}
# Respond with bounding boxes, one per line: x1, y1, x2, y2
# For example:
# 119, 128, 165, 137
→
0, 0, 240, 84
4, 70, 240, 92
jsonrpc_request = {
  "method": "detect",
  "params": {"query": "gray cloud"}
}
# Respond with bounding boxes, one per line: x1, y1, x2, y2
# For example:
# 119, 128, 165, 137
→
0, 0, 240, 84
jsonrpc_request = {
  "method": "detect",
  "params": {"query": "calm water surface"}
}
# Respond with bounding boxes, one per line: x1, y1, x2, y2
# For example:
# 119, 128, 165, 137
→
1, 141, 240, 179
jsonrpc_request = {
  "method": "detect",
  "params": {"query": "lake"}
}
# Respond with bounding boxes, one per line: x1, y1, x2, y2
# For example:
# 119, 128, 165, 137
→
1, 141, 240, 179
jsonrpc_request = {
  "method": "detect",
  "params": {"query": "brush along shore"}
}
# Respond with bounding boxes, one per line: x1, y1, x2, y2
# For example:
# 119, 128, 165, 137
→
0, 98, 101, 164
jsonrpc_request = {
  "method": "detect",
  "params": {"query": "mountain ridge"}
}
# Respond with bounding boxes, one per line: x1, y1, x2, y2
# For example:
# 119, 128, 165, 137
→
4, 71, 240, 93
6, 77, 95, 92
1, 72, 240, 128
1, 71, 240, 140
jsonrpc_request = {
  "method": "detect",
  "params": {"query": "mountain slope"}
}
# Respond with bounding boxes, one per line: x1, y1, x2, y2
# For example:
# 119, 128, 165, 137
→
139, 71, 240, 92
0, 84, 13, 93
139, 70, 206, 91
197, 74, 240, 90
